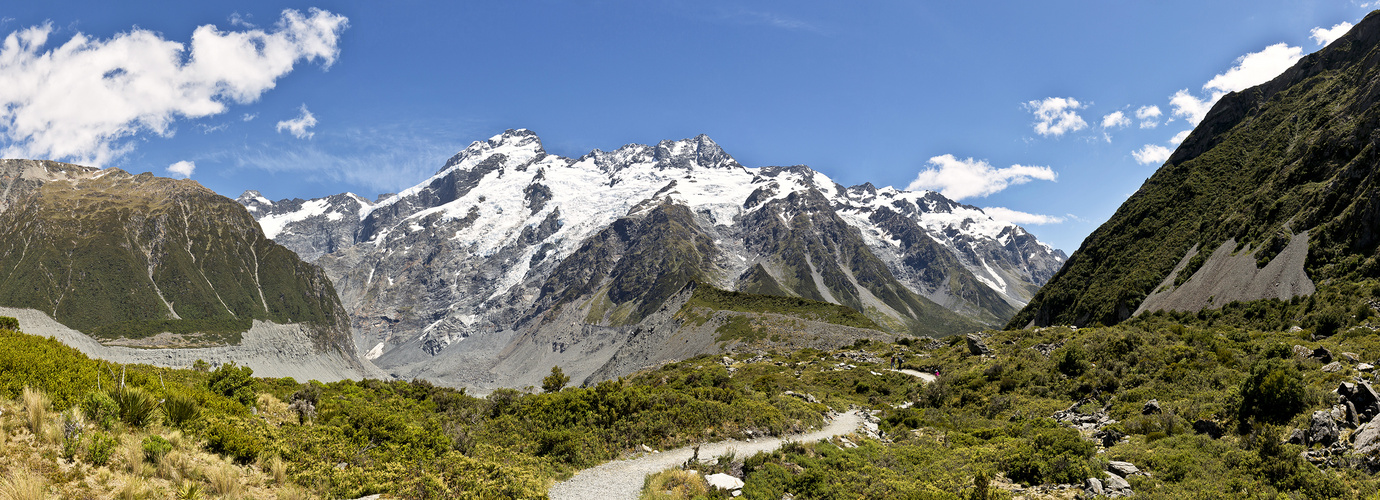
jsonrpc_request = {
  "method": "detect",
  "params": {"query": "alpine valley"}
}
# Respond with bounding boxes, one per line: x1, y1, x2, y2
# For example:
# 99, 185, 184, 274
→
239, 131, 1065, 389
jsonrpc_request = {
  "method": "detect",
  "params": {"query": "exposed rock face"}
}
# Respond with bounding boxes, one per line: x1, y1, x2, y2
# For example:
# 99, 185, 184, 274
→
966, 334, 993, 356
0, 160, 370, 378
1011, 13, 1380, 328
242, 129, 1064, 388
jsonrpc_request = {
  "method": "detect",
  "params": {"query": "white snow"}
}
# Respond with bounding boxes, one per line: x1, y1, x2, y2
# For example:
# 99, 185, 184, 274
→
326, 212, 343, 222
257, 198, 331, 239
364, 342, 385, 360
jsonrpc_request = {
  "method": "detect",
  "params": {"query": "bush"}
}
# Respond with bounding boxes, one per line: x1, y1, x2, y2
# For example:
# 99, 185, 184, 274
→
207, 363, 256, 408
88, 432, 117, 466
542, 366, 570, 393
81, 391, 119, 430
0, 316, 17, 331
142, 435, 173, 463
1238, 358, 1306, 427
111, 386, 159, 428
1004, 427, 1097, 485
61, 409, 84, 459
204, 420, 263, 464
163, 393, 201, 428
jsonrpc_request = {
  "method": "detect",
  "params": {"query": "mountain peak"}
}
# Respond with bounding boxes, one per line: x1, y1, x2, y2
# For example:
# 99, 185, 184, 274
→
652, 134, 741, 170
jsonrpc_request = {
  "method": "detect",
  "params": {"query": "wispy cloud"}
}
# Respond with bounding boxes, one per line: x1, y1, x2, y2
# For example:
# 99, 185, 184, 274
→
982, 206, 1065, 225
720, 8, 821, 33
907, 154, 1057, 200
0, 8, 348, 166
218, 121, 476, 194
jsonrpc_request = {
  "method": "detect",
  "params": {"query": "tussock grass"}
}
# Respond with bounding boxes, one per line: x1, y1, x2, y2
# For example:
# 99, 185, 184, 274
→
0, 468, 48, 500
641, 469, 709, 500
21, 386, 49, 436
206, 462, 240, 498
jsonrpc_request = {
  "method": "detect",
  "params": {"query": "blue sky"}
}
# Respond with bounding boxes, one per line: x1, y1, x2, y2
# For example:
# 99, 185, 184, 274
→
0, 1, 1373, 253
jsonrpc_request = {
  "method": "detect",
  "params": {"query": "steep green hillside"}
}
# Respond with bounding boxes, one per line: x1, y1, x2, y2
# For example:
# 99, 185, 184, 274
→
0, 167, 350, 350
682, 282, 882, 331
1012, 12, 1380, 328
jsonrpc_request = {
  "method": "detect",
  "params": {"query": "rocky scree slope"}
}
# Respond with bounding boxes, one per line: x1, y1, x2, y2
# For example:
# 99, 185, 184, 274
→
0, 159, 369, 376
242, 130, 1064, 385
1012, 12, 1380, 329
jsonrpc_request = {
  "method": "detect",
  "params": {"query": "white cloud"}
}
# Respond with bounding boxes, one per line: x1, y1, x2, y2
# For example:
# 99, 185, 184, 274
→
1170, 129, 1192, 145
1169, 42, 1304, 127
1101, 111, 1130, 129
242, 113, 257, 122
1169, 89, 1215, 125
1024, 97, 1088, 137
1132, 144, 1172, 165
0, 8, 348, 166
1204, 43, 1303, 94
1311, 22, 1352, 46
1136, 105, 1162, 128
166, 160, 195, 177
276, 104, 317, 139
981, 206, 1065, 225
907, 154, 1057, 200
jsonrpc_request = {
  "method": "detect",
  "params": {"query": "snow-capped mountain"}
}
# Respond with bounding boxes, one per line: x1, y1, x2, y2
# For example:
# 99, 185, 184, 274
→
240, 129, 1065, 386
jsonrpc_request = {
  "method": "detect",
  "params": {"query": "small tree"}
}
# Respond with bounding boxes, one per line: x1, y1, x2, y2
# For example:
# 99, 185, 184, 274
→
1238, 358, 1306, 429
542, 366, 570, 393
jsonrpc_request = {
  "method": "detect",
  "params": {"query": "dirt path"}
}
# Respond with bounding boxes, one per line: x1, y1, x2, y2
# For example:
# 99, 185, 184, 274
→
548, 410, 865, 500
890, 368, 937, 383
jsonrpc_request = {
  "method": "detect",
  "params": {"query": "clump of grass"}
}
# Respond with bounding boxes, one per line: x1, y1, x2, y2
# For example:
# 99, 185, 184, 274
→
206, 462, 240, 498
642, 469, 709, 499
264, 455, 287, 486
162, 394, 200, 429
0, 468, 48, 500
111, 387, 159, 428
115, 475, 152, 500
275, 484, 312, 500
21, 386, 50, 436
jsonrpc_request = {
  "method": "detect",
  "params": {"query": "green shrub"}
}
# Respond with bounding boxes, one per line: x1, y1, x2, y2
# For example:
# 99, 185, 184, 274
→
88, 432, 117, 466
81, 390, 119, 430
204, 420, 263, 464
1004, 426, 1096, 485
0, 316, 17, 331
542, 366, 570, 393
111, 386, 159, 428
61, 409, 84, 459
1237, 358, 1305, 427
142, 435, 173, 463
163, 393, 201, 428
207, 363, 256, 408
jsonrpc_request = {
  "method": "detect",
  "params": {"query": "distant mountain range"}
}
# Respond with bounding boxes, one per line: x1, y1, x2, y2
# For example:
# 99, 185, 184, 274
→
240, 130, 1065, 387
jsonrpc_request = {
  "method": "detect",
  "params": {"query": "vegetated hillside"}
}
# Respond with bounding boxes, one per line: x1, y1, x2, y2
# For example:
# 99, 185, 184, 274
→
242, 129, 1060, 388
0, 160, 351, 354
1011, 12, 1380, 329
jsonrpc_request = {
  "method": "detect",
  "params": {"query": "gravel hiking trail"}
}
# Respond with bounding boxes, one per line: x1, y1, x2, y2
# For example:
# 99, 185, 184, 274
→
889, 368, 938, 383
548, 410, 865, 500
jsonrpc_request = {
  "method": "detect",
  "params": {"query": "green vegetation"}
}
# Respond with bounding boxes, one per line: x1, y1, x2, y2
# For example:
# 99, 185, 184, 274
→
1012, 28, 1380, 328
0, 172, 350, 350
542, 366, 569, 393
684, 283, 881, 331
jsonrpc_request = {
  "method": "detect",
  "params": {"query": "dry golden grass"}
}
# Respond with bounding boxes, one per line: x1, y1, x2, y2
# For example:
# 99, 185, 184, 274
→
640, 469, 710, 500
0, 467, 48, 500
21, 387, 49, 437
264, 455, 287, 485
205, 462, 240, 498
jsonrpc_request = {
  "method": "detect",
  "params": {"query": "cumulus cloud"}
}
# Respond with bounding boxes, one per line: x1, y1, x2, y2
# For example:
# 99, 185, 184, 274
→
1132, 144, 1172, 165
1168, 43, 1303, 127
981, 206, 1065, 225
276, 104, 317, 139
1136, 105, 1162, 128
1311, 22, 1353, 46
1101, 111, 1130, 129
166, 160, 195, 178
1170, 129, 1192, 145
1024, 97, 1088, 137
0, 8, 348, 165
242, 113, 257, 122
906, 154, 1057, 200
